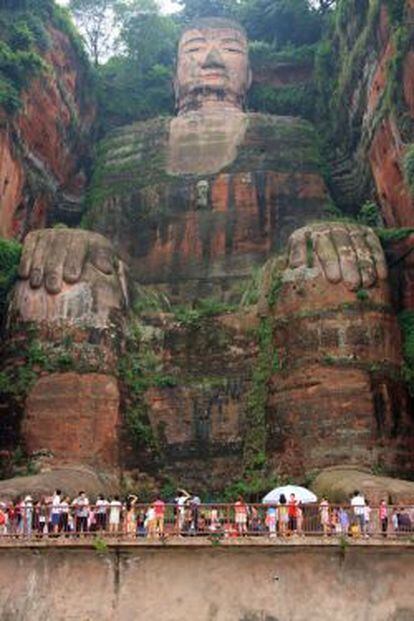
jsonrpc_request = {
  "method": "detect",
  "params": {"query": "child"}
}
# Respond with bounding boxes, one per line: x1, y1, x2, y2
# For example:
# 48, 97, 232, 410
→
265, 506, 277, 537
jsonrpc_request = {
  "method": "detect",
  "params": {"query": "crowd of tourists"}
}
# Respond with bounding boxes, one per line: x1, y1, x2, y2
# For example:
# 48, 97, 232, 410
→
0, 488, 412, 539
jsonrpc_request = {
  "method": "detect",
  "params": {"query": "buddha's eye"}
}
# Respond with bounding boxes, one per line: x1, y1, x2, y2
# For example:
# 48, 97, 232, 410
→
224, 47, 242, 54
186, 47, 201, 53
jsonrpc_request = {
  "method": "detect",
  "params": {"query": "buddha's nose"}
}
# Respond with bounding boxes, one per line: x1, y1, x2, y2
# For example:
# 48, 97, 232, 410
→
202, 48, 225, 69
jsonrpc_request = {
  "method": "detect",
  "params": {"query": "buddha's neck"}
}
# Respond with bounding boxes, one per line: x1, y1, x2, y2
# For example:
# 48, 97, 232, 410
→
177, 94, 244, 116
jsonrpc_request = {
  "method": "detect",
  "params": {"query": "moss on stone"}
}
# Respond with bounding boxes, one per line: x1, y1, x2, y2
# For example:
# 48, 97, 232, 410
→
0, 238, 21, 323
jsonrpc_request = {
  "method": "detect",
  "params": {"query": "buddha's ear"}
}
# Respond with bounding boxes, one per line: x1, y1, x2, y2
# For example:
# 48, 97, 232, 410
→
247, 67, 253, 91
173, 75, 179, 110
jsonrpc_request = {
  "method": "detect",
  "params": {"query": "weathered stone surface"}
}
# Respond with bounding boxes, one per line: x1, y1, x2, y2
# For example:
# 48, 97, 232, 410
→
262, 224, 414, 479
87, 114, 327, 297
122, 310, 258, 492
23, 373, 120, 467
268, 364, 413, 477
313, 466, 414, 504
1, 547, 414, 621
328, 2, 414, 225
10, 229, 127, 329
369, 117, 414, 228
0, 26, 95, 239
0, 465, 119, 501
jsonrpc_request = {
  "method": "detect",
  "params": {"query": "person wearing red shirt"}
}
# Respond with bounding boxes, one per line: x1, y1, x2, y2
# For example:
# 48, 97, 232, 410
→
153, 497, 166, 536
288, 493, 298, 534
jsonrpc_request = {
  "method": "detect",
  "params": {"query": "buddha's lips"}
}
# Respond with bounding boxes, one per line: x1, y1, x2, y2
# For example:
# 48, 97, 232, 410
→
200, 71, 228, 80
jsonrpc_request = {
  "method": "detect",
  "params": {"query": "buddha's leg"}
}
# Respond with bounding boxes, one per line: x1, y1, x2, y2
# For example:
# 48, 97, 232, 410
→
261, 222, 414, 479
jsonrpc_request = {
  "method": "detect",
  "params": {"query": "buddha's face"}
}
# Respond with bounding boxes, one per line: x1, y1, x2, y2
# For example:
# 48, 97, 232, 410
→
175, 22, 251, 113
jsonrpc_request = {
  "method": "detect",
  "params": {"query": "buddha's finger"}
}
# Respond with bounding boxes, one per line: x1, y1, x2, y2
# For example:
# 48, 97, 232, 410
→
331, 225, 361, 290
63, 231, 89, 284
89, 234, 115, 275
18, 231, 38, 279
365, 228, 388, 280
314, 228, 341, 283
288, 228, 308, 269
44, 230, 69, 294
348, 226, 376, 289
29, 231, 49, 289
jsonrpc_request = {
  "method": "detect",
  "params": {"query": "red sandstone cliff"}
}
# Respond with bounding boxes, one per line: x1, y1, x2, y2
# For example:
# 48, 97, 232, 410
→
0, 25, 95, 239
328, 1, 414, 226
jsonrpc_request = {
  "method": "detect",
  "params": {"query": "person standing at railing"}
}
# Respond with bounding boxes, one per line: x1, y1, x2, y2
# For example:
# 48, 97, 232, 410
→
265, 505, 277, 537
278, 494, 288, 537
35, 497, 48, 535
190, 494, 201, 534
338, 506, 349, 535
95, 494, 109, 532
364, 500, 372, 537
109, 496, 122, 534
175, 489, 190, 535
288, 493, 298, 535
0, 505, 6, 535
153, 496, 166, 537
124, 495, 138, 537
51, 489, 61, 534
319, 497, 330, 537
22, 495, 33, 537
379, 499, 388, 537
60, 496, 70, 533
234, 496, 248, 536
351, 490, 366, 535
72, 491, 89, 534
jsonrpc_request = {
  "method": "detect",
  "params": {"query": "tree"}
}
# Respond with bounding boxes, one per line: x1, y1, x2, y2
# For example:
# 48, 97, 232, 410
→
96, 0, 178, 130
240, 0, 323, 48
175, 0, 239, 21
69, 0, 116, 66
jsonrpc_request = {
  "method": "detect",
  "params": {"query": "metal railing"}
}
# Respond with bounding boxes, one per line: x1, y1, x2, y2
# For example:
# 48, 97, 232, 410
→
0, 502, 412, 541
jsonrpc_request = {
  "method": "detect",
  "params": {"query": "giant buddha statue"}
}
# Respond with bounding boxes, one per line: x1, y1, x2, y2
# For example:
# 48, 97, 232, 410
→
2, 18, 414, 496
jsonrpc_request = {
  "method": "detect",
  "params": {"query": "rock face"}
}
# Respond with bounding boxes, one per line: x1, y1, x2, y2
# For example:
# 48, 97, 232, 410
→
1, 547, 414, 621
23, 373, 120, 467
328, 2, 414, 224
312, 466, 414, 504
0, 465, 119, 501
0, 25, 95, 239
121, 310, 258, 493
87, 113, 327, 300
261, 223, 414, 480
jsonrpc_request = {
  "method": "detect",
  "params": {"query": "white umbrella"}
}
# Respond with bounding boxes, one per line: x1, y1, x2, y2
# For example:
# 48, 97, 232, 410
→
262, 485, 317, 505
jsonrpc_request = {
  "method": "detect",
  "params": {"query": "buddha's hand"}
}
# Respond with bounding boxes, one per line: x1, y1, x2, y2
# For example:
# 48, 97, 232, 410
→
287, 222, 387, 291
15, 229, 126, 323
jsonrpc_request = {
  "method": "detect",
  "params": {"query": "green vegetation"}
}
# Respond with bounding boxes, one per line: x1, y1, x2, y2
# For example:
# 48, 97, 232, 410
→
173, 298, 237, 327
0, 0, 89, 113
376, 228, 414, 244
399, 310, 414, 396
118, 323, 176, 453
248, 83, 316, 120
356, 288, 369, 302
243, 317, 279, 477
384, 0, 405, 25
357, 202, 382, 228
0, 238, 21, 322
92, 535, 109, 553
404, 145, 414, 196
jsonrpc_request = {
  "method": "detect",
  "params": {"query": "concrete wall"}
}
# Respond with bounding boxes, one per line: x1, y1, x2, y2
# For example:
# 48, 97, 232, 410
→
0, 545, 413, 621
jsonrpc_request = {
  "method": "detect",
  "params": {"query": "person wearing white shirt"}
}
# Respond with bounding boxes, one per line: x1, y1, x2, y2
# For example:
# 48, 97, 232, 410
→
109, 496, 122, 534
51, 489, 61, 534
351, 490, 366, 534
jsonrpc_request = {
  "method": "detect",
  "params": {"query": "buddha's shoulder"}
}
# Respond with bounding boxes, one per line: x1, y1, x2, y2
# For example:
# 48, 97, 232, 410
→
244, 112, 318, 141
96, 116, 172, 163
226, 112, 322, 174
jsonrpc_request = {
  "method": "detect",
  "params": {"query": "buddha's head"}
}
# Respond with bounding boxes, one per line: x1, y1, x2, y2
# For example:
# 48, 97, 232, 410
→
174, 17, 252, 114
